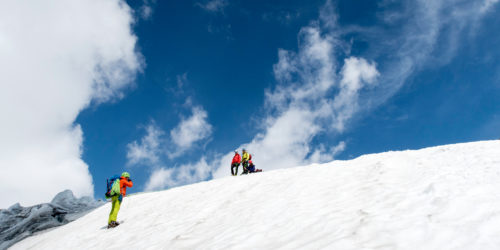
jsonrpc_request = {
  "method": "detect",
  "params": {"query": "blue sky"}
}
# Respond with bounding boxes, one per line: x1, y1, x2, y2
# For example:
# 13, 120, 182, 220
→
1, 0, 499, 207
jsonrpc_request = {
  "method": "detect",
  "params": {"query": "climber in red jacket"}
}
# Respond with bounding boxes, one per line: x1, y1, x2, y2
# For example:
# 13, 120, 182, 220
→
231, 150, 241, 176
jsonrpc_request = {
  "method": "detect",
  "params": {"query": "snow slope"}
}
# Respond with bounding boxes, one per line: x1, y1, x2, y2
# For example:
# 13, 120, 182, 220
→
11, 141, 500, 250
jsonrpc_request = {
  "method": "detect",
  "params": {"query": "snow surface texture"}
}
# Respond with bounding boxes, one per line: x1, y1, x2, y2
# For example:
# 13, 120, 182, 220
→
0, 190, 103, 250
11, 141, 500, 250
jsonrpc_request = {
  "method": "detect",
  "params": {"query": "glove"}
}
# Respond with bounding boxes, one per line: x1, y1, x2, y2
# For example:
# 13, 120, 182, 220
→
118, 194, 123, 202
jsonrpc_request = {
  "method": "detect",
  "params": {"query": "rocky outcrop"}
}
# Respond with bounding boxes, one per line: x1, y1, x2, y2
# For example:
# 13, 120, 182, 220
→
0, 190, 103, 250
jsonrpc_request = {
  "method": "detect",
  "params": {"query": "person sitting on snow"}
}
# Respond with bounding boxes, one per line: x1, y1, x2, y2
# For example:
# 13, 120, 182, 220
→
231, 150, 241, 176
246, 160, 262, 173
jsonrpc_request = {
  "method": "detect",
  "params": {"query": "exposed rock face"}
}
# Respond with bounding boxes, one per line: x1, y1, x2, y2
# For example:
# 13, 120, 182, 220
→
0, 190, 103, 250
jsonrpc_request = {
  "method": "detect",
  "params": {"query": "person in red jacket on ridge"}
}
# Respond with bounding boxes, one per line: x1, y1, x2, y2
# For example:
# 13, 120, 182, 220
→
231, 150, 241, 176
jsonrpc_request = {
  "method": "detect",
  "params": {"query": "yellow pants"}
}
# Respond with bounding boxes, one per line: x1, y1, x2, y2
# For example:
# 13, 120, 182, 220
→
108, 195, 121, 224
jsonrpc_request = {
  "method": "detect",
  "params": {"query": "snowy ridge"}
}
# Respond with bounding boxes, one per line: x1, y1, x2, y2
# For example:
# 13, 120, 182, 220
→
12, 140, 500, 250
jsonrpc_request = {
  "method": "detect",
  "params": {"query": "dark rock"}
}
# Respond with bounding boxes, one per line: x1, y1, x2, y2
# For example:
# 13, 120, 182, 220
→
0, 190, 104, 250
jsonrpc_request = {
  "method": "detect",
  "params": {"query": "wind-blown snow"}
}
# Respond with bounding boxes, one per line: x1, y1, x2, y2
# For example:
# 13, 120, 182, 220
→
11, 141, 500, 250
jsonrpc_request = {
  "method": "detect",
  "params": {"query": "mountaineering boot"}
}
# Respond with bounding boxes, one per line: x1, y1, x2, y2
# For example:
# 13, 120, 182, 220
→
107, 221, 118, 229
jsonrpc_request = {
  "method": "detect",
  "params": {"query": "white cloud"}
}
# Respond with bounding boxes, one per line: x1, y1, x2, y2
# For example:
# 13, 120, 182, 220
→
197, 0, 231, 37
129, 119, 212, 192
168, 106, 213, 158
145, 158, 211, 191
140, 0, 156, 20
197, 0, 228, 13
126, 122, 164, 166
332, 57, 379, 132
144, 168, 172, 191
0, 0, 141, 208
480, 0, 499, 13
177, 73, 188, 89
364, 0, 499, 109
262, 11, 301, 25
308, 141, 346, 163
127, 106, 213, 191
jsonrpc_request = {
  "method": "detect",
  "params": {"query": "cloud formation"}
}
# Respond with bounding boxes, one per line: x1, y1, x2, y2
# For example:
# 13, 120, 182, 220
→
481, 0, 499, 13
126, 104, 212, 191
360, 0, 500, 109
126, 104, 212, 165
169, 106, 213, 158
196, 0, 228, 13
144, 158, 211, 191
127, 122, 164, 166
139, 0, 156, 20
0, 0, 141, 207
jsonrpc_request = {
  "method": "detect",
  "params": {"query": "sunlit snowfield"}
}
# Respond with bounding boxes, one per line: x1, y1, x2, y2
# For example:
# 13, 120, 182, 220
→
12, 141, 500, 250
